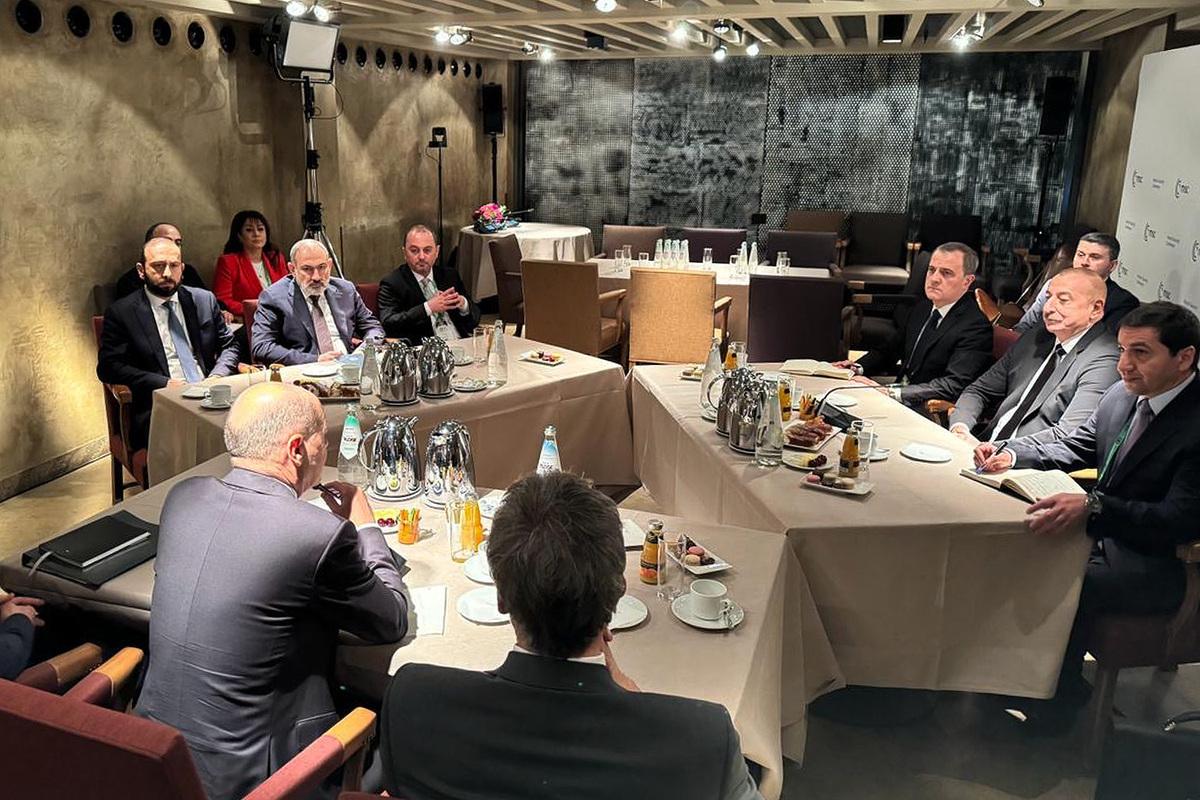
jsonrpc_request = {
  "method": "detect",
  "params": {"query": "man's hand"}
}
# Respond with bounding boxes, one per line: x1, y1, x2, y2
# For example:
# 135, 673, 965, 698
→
222, 310, 236, 325
427, 290, 460, 314
317, 351, 340, 362
601, 628, 639, 692
320, 481, 375, 527
973, 443, 1014, 472
949, 423, 976, 443
1026, 492, 1088, 536
166, 379, 187, 388
0, 596, 44, 627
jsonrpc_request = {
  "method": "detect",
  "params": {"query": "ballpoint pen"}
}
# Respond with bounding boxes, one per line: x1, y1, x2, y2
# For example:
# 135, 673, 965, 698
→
975, 442, 1007, 474
313, 482, 343, 502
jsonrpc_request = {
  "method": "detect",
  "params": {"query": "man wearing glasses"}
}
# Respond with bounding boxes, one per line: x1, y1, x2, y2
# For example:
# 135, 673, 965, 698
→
98, 237, 241, 450
251, 238, 384, 366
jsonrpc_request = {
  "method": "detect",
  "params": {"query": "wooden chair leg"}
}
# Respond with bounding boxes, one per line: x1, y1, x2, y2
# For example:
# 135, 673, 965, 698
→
1086, 664, 1119, 766
111, 457, 125, 504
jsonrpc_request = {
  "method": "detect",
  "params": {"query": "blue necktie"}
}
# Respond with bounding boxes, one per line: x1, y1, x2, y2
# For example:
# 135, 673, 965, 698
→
164, 300, 202, 383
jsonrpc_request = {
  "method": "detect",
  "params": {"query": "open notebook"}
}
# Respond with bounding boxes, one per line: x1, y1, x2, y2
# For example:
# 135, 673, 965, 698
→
779, 359, 854, 380
960, 468, 1086, 503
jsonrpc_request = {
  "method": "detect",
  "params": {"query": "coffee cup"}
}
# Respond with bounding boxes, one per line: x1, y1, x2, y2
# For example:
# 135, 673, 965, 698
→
339, 363, 361, 384
689, 578, 732, 621
209, 384, 232, 406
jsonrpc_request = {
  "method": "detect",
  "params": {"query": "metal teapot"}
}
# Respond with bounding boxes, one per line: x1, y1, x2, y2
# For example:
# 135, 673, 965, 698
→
707, 367, 755, 438
424, 420, 475, 507
359, 415, 422, 501
419, 336, 455, 397
379, 340, 419, 406
727, 375, 768, 453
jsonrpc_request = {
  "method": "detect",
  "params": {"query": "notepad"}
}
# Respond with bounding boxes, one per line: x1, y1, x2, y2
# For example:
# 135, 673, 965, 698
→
622, 519, 646, 550
779, 359, 854, 380
409, 585, 447, 636
960, 468, 1086, 503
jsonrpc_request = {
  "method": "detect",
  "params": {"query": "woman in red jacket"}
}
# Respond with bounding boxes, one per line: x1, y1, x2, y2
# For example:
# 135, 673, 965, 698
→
213, 210, 289, 318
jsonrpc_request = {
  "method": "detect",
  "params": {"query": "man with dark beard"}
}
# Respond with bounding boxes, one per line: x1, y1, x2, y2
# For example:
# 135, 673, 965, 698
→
98, 237, 240, 450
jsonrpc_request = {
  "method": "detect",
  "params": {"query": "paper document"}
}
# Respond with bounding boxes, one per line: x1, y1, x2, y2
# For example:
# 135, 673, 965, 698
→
409, 585, 448, 636
622, 519, 645, 549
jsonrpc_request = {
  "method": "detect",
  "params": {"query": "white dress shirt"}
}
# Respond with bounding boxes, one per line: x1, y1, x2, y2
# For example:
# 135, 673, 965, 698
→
412, 268, 469, 341
309, 290, 348, 355
986, 325, 1092, 441
512, 644, 607, 666
1146, 371, 1195, 414
251, 258, 270, 290
146, 288, 200, 381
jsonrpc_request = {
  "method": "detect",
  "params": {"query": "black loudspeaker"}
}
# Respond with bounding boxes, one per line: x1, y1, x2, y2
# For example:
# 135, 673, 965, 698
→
1039, 76, 1075, 137
482, 83, 504, 136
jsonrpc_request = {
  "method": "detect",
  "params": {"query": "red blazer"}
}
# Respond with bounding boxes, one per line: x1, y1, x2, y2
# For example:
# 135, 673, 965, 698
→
213, 251, 289, 317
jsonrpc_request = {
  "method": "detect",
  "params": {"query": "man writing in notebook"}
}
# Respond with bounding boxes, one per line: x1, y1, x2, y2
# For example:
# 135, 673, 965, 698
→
974, 302, 1200, 720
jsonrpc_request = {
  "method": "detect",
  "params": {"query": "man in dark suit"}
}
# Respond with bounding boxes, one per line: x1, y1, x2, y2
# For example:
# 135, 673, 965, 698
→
976, 302, 1200, 718
113, 222, 212, 310
377, 224, 481, 344
950, 269, 1119, 444
379, 472, 762, 800
842, 242, 993, 407
1014, 232, 1139, 336
251, 239, 384, 366
98, 237, 240, 450
136, 383, 409, 800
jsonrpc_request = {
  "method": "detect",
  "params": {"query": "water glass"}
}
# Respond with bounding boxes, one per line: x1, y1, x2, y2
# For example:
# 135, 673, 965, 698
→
731, 341, 747, 369
850, 420, 876, 482
472, 326, 488, 364
702, 247, 714, 268
776, 252, 790, 273
658, 531, 686, 601
639, 252, 650, 268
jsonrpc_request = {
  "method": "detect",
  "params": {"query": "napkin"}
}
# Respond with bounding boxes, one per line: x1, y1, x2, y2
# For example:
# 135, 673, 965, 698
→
408, 585, 448, 636
478, 489, 506, 519
622, 518, 645, 549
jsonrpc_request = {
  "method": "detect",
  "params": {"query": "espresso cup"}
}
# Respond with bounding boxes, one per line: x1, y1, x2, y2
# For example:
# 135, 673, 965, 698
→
209, 384, 232, 406
689, 579, 732, 621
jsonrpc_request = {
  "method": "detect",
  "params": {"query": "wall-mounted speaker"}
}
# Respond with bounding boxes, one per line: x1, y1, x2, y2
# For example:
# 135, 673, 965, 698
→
1039, 76, 1075, 137
482, 82, 503, 135
187, 21, 205, 49
152, 16, 172, 47
111, 11, 134, 42
66, 5, 90, 38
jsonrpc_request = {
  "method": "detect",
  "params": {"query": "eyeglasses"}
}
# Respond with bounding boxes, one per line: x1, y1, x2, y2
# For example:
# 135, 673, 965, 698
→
145, 261, 183, 275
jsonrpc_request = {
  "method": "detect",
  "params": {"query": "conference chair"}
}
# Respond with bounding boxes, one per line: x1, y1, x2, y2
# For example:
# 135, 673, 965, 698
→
747, 273, 845, 362
488, 235, 525, 335
784, 208, 850, 266
600, 224, 666, 259
764, 230, 839, 269
842, 211, 915, 289
975, 288, 1003, 325
0, 671, 378, 799
92, 315, 148, 503
522, 259, 626, 359
923, 325, 1020, 426
627, 268, 732, 365
91, 283, 119, 316
842, 251, 930, 352
14, 642, 103, 695
242, 299, 260, 361
354, 283, 380, 317
680, 227, 746, 263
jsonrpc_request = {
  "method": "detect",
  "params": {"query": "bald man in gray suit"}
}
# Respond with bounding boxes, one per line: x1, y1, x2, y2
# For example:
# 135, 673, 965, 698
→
136, 383, 409, 800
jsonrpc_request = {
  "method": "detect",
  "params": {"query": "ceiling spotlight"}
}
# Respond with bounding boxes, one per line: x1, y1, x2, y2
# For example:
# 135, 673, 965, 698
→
521, 41, 538, 55
952, 12, 985, 48
595, 0, 617, 12
433, 27, 451, 44
285, 0, 308, 17
712, 18, 731, 35
880, 14, 904, 44
311, 2, 331, 22
448, 27, 472, 45
670, 21, 690, 42
745, 39, 760, 57
539, 46, 553, 61
1026, 0, 1045, 5
712, 42, 727, 62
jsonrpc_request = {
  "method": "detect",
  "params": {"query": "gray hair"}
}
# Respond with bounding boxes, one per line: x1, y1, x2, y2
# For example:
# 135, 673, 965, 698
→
223, 384, 325, 460
932, 241, 980, 277
289, 238, 328, 262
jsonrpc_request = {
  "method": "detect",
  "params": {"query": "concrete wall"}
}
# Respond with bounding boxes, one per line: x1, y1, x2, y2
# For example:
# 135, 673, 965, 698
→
0, 0, 510, 498
1075, 21, 1169, 231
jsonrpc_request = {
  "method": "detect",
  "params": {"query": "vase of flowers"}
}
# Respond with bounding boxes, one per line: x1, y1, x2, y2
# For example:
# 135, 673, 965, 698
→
472, 203, 519, 234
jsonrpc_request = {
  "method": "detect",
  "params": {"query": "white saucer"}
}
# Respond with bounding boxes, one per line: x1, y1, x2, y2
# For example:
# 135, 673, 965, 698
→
868, 447, 891, 462
450, 378, 488, 393
302, 363, 339, 378
457, 587, 509, 625
463, 552, 493, 584
199, 398, 231, 410
827, 394, 858, 408
367, 486, 422, 505
900, 443, 953, 463
670, 594, 745, 631
701, 407, 718, 422
181, 386, 209, 399
609, 595, 648, 631
452, 355, 474, 367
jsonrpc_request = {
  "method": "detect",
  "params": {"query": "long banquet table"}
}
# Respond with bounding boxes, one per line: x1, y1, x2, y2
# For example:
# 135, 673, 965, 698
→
1, 453, 834, 800
147, 337, 636, 489
593, 259, 831, 343
458, 222, 594, 300
628, 365, 1093, 699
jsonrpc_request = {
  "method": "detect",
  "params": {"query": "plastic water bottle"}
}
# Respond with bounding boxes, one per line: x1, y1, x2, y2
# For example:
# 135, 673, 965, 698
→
654, 239, 664, 267
748, 241, 759, 269
536, 425, 562, 475
359, 339, 380, 411
337, 404, 367, 486
682, 240, 691, 268
487, 320, 508, 387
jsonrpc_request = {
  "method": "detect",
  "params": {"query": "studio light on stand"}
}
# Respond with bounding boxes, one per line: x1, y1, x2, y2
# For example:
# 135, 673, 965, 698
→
427, 126, 448, 269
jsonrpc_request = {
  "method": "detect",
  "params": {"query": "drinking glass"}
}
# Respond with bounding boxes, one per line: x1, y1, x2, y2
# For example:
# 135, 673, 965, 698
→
702, 247, 714, 268
622, 245, 632, 268
472, 326, 488, 364
850, 420, 876, 482
658, 531, 686, 601
730, 341, 747, 369
777, 375, 793, 422
246, 365, 267, 385
776, 252, 790, 273
639, 252, 650, 268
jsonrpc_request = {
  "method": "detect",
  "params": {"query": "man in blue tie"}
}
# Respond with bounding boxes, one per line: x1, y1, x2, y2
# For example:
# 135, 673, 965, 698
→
98, 237, 241, 450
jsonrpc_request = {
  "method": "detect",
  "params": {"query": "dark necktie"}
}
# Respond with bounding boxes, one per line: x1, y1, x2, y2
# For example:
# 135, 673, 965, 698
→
310, 295, 336, 354
907, 308, 941, 368
993, 344, 1064, 441
1107, 398, 1155, 478
164, 300, 202, 383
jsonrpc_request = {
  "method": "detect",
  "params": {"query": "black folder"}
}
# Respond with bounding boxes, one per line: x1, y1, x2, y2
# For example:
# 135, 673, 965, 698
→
22, 511, 158, 589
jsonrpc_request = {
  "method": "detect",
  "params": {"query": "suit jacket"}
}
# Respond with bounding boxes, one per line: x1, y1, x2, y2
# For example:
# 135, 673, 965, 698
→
213, 251, 289, 318
135, 469, 409, 800
377, 263, 481, 344
114, 263, 207, 303
97, 287, 241, 450
0, 615, 35, 681
1014, 277, 1140, 336
251, 276, 385, 366
856, 295, 994, 406
1007, 377, 1200, 571
950, 324, 1119, 443
380, 652, 762, 800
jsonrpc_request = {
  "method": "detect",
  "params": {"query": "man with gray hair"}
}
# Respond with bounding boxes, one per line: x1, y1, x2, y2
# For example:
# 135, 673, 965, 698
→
136, 382, 408, 800
251, 238, 384, 365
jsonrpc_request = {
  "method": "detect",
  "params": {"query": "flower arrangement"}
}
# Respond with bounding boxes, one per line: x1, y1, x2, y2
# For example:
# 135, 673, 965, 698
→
472, 203, 519, 233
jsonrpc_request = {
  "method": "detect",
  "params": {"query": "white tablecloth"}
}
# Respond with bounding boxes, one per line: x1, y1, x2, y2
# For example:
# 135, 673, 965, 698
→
458, 222, 593, 300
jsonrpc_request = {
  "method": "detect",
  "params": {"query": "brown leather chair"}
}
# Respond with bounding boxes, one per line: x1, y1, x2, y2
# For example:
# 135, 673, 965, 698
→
925, 322, 1019, 425
747, 273, 845, 362
354, 283, 380, 317
488, 235, 525, 335
14, 643, 103, 695
0, 668, 378, 800
521, 259, 625, 358
975, 287, 1003, 325
92, 316, 149, 503
764, 230, 839, 269
627, 268, 732, 365
600, 225, 666, 259
242, 298, 260, 361
680, 227, 746, 263
843, 211, 916, 288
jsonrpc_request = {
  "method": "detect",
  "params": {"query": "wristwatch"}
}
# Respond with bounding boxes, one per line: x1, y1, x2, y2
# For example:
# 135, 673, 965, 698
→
1085, 490, 1104, 518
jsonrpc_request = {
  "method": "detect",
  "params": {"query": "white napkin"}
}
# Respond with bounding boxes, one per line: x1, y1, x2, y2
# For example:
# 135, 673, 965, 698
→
622, 518, 645, 549
408, 585, 448, 636
478, 489, 506, 519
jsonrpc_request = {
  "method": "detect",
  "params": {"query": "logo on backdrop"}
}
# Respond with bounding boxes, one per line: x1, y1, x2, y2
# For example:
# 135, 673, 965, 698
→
1118, 262, 1130, 279
1131, 170, 1144, 188
1193, 240, 1200, 263
1177, 179, 1192, 199
1122, 219, 1137, 233
1159, 282, 1173, 301
1144, 224, 1158, 242
1152, 177, 1166, 190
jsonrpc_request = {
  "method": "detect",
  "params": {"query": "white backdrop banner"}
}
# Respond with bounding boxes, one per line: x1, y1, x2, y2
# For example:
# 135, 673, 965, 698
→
1116, 43, 1200, 313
